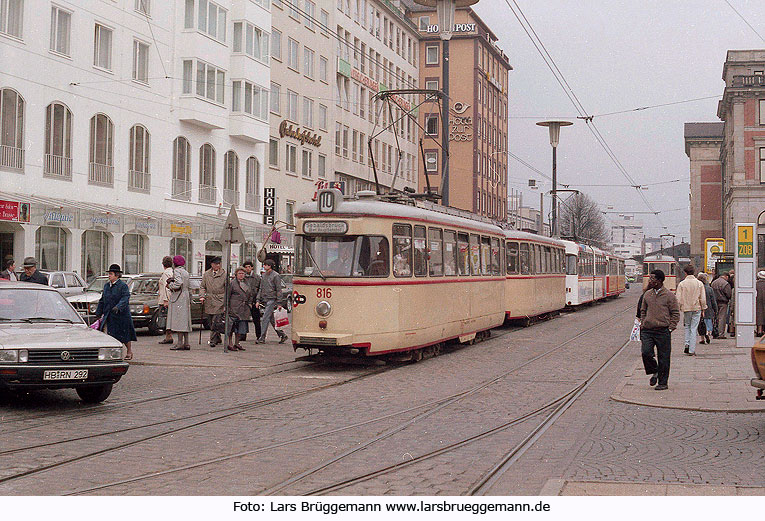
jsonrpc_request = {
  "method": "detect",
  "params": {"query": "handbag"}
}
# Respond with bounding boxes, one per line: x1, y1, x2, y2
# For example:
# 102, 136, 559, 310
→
697, 317, 707, 336
274, 307, 290, 330
157, 307, 168, 330
629, 318, 640, 342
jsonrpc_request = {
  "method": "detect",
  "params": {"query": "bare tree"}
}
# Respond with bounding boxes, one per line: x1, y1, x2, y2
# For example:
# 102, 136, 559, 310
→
558, 192, 609, 248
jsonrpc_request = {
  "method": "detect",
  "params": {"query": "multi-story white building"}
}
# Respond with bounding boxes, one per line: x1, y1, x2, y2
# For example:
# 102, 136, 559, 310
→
0, 0, 271, 279
609, 214, 644, 257
331, 0, 419, 195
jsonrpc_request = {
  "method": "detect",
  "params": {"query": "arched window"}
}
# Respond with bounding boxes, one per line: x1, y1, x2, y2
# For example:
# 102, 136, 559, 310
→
128, 124, 150, 192
245, 156, 260, 211
44, 101, 73, 179
172, 136, 191, 200
89, 113, 114, 185
0, 88, 24, 170
35, 226, 68, 271
122, 233, 145, 274
199, 143, 216, 203
81, 230, 110, 282
223, 150, 239, 206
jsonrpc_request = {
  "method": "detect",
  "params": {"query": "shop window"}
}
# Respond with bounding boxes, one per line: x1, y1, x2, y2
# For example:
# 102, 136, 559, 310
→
82, 230, 110, 282
122, 233, 145, 274
36, 226, 67, 271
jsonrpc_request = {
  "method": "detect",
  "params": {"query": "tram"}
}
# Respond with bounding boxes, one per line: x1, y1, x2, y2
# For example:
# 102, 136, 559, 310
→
642, 254, 680, 291
561, 240, 626, 306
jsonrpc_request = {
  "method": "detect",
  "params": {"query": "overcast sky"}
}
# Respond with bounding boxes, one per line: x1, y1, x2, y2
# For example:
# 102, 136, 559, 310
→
471, 0, 765, 240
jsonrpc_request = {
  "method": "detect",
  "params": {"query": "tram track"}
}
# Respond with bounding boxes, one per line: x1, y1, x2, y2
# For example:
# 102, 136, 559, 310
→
54, 301, 633, 496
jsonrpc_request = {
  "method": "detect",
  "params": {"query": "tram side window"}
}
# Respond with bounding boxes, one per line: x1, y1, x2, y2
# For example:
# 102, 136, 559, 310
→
413, 226, 428, 277
392, 224, 412, 277
480, 236, 491, 275
357, 236, 390, 277
469, 234, 481, 275
428, 228, 444, 277
506, 241, 519, 275
490, 238, 500, 275
443, 230, 458, 276
535, 245, 542, 275
457, 232, 470, 275
544, 247, 551, 274
519, 243, 530, 275
566, 254, 577, 275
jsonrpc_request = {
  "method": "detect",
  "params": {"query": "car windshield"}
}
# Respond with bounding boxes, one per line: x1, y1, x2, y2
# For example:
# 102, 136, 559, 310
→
133, 279, 159, 294
296, 235, 390, 277
0, 288, 83, 323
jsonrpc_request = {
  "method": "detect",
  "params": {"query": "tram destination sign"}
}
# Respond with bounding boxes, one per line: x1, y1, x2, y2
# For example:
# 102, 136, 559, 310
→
303, 221, 348, 235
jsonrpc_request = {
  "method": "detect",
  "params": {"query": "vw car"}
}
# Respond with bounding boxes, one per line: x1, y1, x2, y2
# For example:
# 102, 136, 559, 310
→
0, 282, 129, 403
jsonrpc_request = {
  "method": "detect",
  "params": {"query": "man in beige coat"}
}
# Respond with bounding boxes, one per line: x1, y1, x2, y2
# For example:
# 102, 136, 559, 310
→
675, 264, 707, 355
200, 257, 226, 347
157, 256, 174, 344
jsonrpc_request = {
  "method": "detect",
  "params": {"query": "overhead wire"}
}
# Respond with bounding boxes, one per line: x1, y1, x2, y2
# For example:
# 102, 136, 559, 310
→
723, 0, 765, 43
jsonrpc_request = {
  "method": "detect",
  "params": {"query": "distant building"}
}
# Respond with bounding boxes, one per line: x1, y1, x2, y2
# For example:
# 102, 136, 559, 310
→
609, 215, 644, 257
643, 237, 663, 255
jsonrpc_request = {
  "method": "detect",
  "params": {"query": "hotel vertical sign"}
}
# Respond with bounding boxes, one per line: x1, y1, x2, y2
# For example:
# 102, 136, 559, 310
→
264, 188, 276, 225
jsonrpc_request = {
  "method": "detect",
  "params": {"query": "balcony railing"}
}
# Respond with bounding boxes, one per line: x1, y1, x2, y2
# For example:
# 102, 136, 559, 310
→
0, 145, 24, 171
245, 192, 260, 211
89, 162, 114, 186
128, 170, 151, 193
223, 188, 239, 207
199, 184, 216, 204
43, 154, 72, 180
172, 178, 191, 200
732, 75, 765, 87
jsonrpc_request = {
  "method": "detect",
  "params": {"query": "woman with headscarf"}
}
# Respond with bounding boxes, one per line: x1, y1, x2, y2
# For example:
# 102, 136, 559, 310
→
95, 264, 137, 360
756, 270, 765, 337
225, 267, 252, 351
167, 255, 192, 350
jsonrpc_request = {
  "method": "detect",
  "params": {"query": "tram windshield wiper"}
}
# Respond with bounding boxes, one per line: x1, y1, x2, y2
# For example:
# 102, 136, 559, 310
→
305, 246, 327, 281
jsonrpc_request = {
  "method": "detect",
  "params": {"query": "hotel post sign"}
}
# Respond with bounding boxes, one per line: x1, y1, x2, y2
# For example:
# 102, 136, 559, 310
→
735, 223, 756, 348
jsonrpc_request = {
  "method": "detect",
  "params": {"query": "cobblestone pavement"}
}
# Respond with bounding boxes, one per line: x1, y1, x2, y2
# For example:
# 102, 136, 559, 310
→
1, 287, 762, 496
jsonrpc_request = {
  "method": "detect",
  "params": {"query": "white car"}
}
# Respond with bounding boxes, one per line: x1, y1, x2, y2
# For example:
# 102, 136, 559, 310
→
0, 282, 129, 403
67, 275, 138, 324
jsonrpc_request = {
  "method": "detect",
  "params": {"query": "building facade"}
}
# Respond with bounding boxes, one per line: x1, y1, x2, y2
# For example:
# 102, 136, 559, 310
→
408, 5, 511, 221
684, 122, 724, 266
0, 0, 273, 278
609, 214, 644, 258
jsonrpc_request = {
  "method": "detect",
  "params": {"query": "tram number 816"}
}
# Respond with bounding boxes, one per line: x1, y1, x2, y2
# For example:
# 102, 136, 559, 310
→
317, 288, 332, 299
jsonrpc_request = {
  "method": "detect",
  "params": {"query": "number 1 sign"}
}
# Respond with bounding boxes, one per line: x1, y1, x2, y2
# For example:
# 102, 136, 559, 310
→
735, 223, 756, 348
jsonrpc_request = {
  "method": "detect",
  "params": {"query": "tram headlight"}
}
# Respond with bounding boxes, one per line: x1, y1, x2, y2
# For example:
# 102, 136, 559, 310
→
316, 301, 331, 317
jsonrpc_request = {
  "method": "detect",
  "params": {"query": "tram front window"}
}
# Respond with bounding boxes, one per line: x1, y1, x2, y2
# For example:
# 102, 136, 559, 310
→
296, 235, 390, 277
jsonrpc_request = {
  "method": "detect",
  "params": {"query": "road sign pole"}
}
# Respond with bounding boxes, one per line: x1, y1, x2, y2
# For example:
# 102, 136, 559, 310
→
735, 223, 756, 349
223, 225, 231, 353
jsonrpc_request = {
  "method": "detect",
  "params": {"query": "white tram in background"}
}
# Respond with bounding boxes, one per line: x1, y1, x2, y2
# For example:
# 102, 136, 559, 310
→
642, 254, 681, 292
291, 189, 570, 359
561, 240, 626, 307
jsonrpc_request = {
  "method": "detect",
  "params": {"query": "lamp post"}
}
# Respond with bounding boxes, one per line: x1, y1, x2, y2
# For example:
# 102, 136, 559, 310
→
413, 0, 478, 207
536, 120, 572, 237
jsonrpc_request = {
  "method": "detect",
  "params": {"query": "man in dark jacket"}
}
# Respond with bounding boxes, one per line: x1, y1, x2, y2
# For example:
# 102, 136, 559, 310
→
0, 258, 17, 280
711, 272, 732, 339
256, 259, 287, 344
243, 260, 262, 340
19, 257, 48, 285
640, 270, 680, 391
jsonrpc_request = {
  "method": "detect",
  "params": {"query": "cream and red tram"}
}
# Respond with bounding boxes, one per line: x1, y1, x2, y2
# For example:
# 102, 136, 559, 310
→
642, 254, 680, 292
292, 189, 507, 357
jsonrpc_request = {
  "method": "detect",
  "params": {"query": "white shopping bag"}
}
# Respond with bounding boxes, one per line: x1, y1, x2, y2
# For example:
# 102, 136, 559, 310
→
274, 307, 290, 330
630, 319, 641, 342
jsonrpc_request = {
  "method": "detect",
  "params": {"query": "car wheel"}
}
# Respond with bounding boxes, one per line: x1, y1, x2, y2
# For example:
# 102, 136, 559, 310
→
76, 384, 113, 404
147, 311, 162, 335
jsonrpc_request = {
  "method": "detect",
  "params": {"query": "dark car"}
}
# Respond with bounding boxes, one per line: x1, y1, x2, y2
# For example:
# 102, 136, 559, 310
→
0, 282, 129, 403
281, 274, 293, 313
129, 274, 206, 334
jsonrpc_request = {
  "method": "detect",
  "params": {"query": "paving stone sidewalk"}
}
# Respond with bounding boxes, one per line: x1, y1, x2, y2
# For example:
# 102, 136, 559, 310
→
611, 331, 765, 412
541, 479, 765, 496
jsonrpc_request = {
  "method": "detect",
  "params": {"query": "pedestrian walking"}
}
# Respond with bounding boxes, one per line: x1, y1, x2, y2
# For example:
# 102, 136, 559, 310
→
225, 267, 252, 351
0, 258, 17, 280
711, 272, 732, 339
728, 269, 736, 337
696, 272, 717, 344
756, 271, 765, 337
19, 257, 48, 285
157, 255, 174, 345
200, 257, 226, 347
167, 255, 192, 350
639, 270, 680, 391
243, 260, 263, 340
256, 259, 288, 344
94, 264, 137, 360
675, 264, 706, 355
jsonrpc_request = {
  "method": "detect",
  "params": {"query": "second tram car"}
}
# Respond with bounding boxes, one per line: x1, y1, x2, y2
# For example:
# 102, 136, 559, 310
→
642, 254, 681, 291
562, 240, 625, 306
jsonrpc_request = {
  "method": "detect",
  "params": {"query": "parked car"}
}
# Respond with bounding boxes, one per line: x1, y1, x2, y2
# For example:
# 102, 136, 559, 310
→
67, 275, 138, 324
128, 274, 206, 334
281, 274, 293, 313
0, 282, 129, 403
39, 271, 87, 298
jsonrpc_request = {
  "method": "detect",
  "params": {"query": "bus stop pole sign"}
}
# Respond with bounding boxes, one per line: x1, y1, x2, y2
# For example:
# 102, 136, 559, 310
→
735, 223, 756, 349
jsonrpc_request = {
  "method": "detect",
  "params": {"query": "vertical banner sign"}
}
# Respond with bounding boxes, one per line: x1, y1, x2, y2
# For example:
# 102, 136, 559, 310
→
704, 238, 725, 274
735, 223, 756, 349
263, 188, 276, 225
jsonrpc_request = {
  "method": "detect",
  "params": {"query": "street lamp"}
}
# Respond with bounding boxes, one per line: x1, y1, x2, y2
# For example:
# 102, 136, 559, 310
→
536, 120, 573, 237
413, 0, 479, 207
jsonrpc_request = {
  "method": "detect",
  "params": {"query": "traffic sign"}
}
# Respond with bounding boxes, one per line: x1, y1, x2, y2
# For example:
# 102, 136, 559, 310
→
219, 205, 246, 244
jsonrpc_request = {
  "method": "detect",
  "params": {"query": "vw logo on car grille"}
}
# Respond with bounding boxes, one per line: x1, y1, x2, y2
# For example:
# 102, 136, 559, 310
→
60, 351, 71, 361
